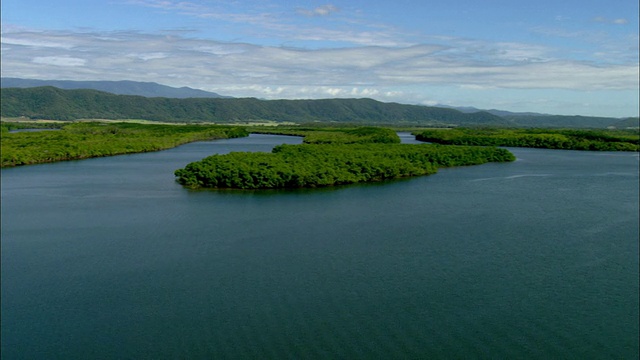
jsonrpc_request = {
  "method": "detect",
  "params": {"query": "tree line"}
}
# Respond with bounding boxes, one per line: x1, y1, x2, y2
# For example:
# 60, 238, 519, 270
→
1, 121, 248, 167
415, 128, 639, 151
175, 141, 515, 190
252, 126, 401, 144
1, 86, 508, 126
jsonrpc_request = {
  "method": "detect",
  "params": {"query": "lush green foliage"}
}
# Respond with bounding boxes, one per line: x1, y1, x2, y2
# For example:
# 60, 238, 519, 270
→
609, 117, 639, 129
302, 127, 401, 144
2, 77, 226, 98
3, 86, 633, 129
175, 143, 515, 189
501, 114, 639, 129
253, 126, 401, 144
1, 87, 509, 126
1, 122, 248, 167
415, 128, 639, 151
0, 121, 65, 132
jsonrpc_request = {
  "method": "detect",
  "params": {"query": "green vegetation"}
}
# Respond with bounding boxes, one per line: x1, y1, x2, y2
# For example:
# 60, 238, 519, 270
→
0, 120, 65, 131
609, 117, 640, 129
303, 127, 401, 144
252, 126, 401, 144
415, 128, 640, 151
500, 114, 639, 129
175, 127, 515, 189
175, 143, 514, 189
1, 87, 508, 126
3, 86, 633, 129
1, 121, 248, 167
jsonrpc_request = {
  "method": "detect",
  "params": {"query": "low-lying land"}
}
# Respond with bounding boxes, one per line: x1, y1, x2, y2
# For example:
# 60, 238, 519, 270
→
251, 126, 401, 144
415, 128, 639, 151
175, 143, 515, 189
175, 127, 515, 189
1, 121, 248, 167
6, 121, 636, 190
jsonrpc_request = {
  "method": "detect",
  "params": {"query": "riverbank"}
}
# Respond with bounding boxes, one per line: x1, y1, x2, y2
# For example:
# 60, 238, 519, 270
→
1, 122, 248, 167
415, 128, 639, 151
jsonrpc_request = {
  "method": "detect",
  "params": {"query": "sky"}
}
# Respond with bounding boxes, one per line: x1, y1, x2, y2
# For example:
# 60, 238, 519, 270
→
1, 0, 638, 117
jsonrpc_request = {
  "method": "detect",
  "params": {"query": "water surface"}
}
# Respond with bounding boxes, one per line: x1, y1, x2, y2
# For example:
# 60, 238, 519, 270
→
2, 135, 638, 359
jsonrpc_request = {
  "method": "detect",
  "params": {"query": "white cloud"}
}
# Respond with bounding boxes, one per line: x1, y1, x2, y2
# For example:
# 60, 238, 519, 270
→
128, 52, 169, 61
2, 28, 637, 90
246, 85, 285, 95
122, 0, 412, 47
1, 27, 637, 116
297, 4, 339, 17
593, 17, 629, 24
32, 56, 86, 67
0, 36, 75, 49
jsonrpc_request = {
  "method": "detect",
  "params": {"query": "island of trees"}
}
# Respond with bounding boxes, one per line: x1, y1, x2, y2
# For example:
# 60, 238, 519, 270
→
415, 128, 639, 151
174, 127, 515, 189
5, 120, 638, 190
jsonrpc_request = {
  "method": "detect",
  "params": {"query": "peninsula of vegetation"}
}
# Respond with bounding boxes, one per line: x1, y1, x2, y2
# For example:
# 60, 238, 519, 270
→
415, 128, 639, 151
174, 127, 515, 189
1, 121, 248, 167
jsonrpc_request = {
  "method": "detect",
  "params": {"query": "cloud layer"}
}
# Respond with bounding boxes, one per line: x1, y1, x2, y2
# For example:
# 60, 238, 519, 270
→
2, 28, 637, 92
297, 4, 339, 17
1, 0, 638, 116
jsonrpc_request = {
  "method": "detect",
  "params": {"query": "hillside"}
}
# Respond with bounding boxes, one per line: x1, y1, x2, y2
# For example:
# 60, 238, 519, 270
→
0, 86, 510, 126
500, 114, 631, 129
0, 78, 228, 99
441, 104, 628, 129
606, 117, 639, 129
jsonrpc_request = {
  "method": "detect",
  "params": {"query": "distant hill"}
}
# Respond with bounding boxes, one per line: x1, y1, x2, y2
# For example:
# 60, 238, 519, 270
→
0, 78, 229, 99
0, 86, 510, 126
438, 104, 546, 117
500, 114, 629, 129
2, 82, 631, 128
440, 105, 627, 129
608, 117, 639, 129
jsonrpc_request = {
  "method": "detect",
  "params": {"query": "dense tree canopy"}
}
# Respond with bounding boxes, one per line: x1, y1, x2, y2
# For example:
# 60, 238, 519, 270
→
252, 126, 401, 144
415, 128, 639, 151
1, 87, 509, 126
175, 142, 515, 190
1, 121, 248, 167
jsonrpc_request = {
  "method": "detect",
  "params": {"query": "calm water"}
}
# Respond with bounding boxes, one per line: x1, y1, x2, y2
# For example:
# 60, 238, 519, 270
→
2, 134, 639, 359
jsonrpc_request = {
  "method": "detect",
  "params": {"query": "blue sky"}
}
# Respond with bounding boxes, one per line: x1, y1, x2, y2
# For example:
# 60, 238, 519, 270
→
1, 0, 638, 117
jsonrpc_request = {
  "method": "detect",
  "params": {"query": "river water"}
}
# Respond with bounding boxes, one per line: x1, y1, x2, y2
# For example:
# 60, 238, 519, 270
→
1, 134, 638, 359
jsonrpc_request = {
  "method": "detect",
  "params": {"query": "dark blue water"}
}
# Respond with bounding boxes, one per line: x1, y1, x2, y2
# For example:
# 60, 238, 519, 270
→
2, 134, 638, 359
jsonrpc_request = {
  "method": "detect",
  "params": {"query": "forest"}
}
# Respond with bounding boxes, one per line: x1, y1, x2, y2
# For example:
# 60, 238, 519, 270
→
6, 121, 635, 190
250, 126, 401, 144
1, 121, 248, 167
175, 127, 515, 189
1, 87, 508, 126
415, 128, 640, 151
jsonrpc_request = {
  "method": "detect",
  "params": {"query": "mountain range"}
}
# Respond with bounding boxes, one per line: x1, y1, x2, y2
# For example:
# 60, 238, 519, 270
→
1, 78, 229, 99
1, 78, 637, 129
0, 86, 509, 126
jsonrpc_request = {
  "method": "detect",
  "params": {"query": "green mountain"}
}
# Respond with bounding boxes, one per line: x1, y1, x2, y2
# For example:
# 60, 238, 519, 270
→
444, 105, 629, 129
0, 86, 510, 126
605, 117, 639, 129
1, 78, 228, 99
500, 114, 629, 129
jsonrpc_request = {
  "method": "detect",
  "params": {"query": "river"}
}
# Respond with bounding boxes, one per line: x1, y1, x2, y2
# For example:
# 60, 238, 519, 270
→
1, 134, 638, 359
